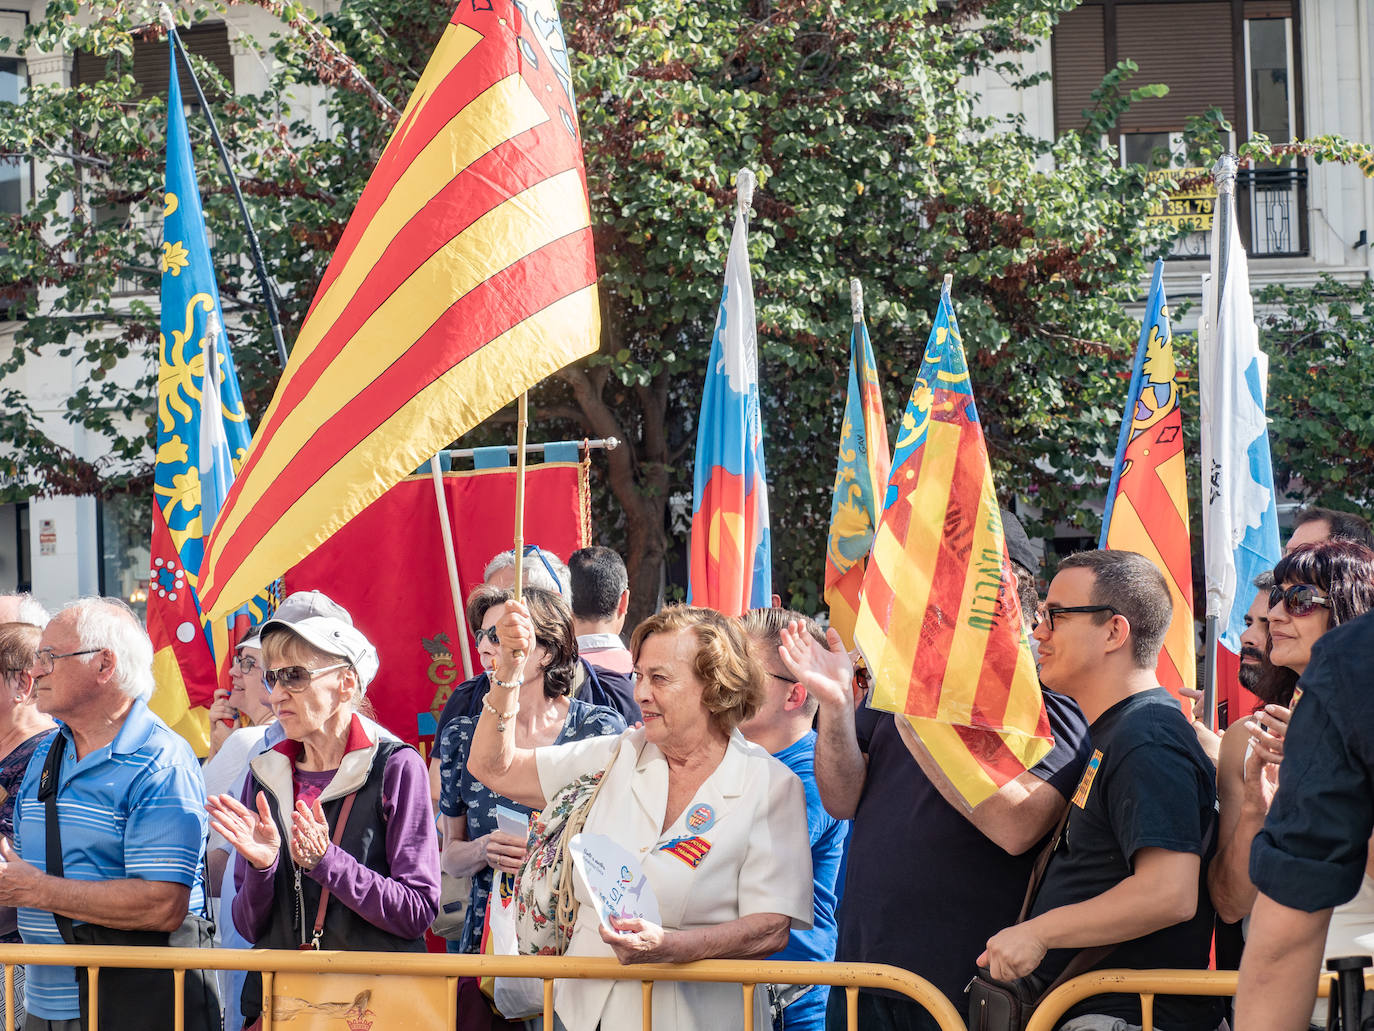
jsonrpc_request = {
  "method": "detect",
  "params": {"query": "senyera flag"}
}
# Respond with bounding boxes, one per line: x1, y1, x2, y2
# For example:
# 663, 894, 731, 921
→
197, 0, 600, 620
688, 171, 771, 616
824, 281, 891, 650
148, 39, 273, 753
854, 279, 1052, 809
1099, 259, 1195, 707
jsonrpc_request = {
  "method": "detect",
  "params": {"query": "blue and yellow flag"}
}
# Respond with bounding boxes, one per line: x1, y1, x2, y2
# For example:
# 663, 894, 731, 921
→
1100, 259, 1195, 704
824, 285, 890, 649
149, 38, 267, 752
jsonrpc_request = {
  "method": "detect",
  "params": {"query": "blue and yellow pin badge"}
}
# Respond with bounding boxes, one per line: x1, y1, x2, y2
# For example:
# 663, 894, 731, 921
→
660, 835, 712, 869
1072, 749, 1104, 809
686, 802, 715, 833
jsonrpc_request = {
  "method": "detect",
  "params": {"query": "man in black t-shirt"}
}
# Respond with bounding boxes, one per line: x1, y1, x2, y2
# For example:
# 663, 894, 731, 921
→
980, 550, 1220, 1031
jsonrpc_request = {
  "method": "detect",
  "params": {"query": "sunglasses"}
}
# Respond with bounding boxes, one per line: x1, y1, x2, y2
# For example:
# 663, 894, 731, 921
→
1268, 584, 1331, 617
475, 626, 500, 647
264, 662, 351, 693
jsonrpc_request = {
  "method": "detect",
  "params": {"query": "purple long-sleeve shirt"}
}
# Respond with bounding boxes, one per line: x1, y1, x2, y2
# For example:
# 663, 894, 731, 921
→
232, 744, 440, 942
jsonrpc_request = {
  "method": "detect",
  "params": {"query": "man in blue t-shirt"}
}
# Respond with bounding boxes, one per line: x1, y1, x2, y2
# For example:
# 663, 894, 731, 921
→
742, 609, 848, 1031
980, 550, 1219, 1031
0, 599, 210, 1031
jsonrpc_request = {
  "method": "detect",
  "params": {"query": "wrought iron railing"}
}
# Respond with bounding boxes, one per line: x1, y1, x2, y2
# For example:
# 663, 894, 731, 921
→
1163, 165, 1308, 260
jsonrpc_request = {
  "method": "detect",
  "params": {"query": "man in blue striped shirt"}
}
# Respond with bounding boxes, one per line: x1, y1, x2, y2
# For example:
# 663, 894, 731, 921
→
0, 598, 208, 1031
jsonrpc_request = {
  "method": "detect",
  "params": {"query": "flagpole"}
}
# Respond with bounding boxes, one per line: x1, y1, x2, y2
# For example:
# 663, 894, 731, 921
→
159, 4, 289, 369
1201, 153, 1238, 731
429, 455, 474, 681
512, 392, 529, 603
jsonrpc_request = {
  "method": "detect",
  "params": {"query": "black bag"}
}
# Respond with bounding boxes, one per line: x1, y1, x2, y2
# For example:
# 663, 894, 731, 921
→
965, 805, 1111, 1031
40, 736, 221, 1031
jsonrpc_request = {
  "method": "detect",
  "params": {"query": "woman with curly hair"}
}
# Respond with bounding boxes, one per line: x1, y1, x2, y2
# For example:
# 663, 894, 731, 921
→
469, 603, 813, 1031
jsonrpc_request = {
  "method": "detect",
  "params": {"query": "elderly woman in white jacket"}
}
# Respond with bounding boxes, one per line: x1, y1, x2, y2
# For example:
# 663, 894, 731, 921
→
468, 603, 813, 1031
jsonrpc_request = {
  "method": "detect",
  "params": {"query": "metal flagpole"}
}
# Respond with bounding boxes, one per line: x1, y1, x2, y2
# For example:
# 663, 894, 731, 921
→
429, 456, 474, 681
1201, 153, 1238, 731
159, 4, 290, 368
512, 393, 530, 603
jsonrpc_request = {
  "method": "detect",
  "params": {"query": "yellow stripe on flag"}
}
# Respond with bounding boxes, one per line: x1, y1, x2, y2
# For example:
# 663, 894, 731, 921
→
151, 647, 211, 756
204, 286, 598, 615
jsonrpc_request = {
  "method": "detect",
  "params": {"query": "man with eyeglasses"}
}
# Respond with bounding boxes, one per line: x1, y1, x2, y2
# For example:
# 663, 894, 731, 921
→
979, 550, 1221, 1031
0, 598, 216, 1031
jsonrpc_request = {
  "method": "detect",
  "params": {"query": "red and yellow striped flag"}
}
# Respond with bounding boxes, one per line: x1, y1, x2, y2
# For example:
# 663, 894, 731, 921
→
1100, 259, 1195, 705
197, 0, 600, 620
854, 282, 1052, 809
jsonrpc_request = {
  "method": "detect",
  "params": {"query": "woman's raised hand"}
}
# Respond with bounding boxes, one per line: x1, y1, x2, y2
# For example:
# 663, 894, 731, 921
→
778, 622, 856, 712
206, 791, 281, 871
492, 600, 535, 685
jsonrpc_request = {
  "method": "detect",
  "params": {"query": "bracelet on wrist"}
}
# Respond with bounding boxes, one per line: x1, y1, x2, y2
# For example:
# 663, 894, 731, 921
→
483, 697, 519, 733
491, 674, 523, 690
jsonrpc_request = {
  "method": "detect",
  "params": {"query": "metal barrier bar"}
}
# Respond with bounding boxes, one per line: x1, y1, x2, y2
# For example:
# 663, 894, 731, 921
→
0, 946, 966, 1031
1026, 968, 1374, 1031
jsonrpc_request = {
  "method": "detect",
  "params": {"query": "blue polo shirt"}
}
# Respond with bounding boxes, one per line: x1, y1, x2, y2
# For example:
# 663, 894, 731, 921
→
14, 699, 208, 1020
772, 730, 848, 1031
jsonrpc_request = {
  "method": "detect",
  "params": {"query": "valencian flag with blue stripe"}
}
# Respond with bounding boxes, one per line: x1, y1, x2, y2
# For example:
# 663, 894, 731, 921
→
824, 284, 890, 650
1100, 259, 1195, 704
197, 0, 600, 620
688, 171, 771, 616
150, 39, 272, 753
855, 280, 1052, 809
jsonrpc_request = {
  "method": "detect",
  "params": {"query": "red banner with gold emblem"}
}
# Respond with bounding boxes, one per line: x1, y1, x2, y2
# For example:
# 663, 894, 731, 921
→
282, 460, 589, 759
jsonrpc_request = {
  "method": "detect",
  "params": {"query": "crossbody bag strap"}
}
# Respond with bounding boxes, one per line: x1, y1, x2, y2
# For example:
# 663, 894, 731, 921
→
1016, 799, 1073, 924
302, 791, 357, 950
37, 737, 76, 945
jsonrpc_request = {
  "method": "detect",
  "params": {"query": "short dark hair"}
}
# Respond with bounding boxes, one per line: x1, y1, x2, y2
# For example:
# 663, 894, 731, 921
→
568, 547, 629, 621
465, 585, 578, 699
1055, 550, 1173, 669
1294, 506, 1373, 548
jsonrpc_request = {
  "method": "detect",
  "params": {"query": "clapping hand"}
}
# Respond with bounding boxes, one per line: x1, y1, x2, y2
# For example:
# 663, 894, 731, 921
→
289, 799, 332, 871
778, 622, 858, 712
206, 792, 281, 871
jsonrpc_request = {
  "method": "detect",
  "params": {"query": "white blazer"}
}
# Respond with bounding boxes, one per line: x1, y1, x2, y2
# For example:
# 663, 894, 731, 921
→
534, 726, 814, 1031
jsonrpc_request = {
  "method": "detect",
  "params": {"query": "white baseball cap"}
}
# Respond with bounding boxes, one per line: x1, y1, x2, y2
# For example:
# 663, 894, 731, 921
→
259, 614, 380, 691
239, 590, 352, 650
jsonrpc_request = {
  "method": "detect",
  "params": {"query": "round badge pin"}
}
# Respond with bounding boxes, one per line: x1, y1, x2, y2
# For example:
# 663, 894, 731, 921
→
686, 802, 716, 833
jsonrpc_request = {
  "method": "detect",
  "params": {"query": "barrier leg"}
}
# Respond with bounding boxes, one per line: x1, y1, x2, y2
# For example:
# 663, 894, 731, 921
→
448, 976, 459, 1031
1141, 992, 1154, 1031
543, 977, 555, 1031
174, 967, 185, 1031
742, 983, 755, 1031
88, 968, 99, 1031
3, 963, 11, 1031
847, 985, 859, 1030
641, 979, 653, 1030
263, 970, 274, 1031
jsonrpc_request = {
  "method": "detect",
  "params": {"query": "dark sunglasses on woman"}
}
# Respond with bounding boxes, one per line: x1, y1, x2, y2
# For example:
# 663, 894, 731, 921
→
1268, 583, 1332, 617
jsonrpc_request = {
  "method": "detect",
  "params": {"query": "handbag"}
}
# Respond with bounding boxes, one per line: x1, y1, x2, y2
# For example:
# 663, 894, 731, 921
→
40, 738, 221, 1031
966, 804, 1113, 1031
430, 871, 472, 939
512, 756, 613, 956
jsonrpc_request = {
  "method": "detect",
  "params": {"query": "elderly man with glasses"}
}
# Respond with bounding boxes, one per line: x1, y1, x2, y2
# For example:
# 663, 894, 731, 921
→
0, 597, 217, 1031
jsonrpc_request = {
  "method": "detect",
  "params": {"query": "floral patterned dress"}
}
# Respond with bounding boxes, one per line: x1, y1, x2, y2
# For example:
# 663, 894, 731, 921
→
437, 697, 624, 954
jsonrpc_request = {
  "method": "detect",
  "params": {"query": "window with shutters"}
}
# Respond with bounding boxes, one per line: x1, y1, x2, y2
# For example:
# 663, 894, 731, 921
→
1, 55, 31, 319
1051, 0, 1306, 258
72, 22, 235, 101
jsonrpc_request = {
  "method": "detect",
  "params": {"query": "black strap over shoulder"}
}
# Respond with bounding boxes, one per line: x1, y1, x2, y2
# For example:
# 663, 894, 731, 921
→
39, 735, 76, 945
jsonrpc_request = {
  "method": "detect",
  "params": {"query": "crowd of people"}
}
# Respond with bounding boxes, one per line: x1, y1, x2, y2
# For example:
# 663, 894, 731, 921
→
0, 508, 1372, 1031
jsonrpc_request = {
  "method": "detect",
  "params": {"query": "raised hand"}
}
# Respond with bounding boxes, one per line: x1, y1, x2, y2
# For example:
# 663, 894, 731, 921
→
206, 791, 281, 871
778, 622, 856, 712
492, 600, 535, 686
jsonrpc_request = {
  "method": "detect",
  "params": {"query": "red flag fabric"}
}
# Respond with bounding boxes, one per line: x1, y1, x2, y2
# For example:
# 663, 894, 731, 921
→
283, 461, 589, 758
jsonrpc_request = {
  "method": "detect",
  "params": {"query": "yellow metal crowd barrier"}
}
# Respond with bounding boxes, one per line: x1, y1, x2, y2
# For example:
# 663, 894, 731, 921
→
0, 945, 967, 1031
1026, 967, 1369, 1031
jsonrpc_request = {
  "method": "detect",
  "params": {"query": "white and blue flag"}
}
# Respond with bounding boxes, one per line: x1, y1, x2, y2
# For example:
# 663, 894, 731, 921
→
1199, 160, 1282, 651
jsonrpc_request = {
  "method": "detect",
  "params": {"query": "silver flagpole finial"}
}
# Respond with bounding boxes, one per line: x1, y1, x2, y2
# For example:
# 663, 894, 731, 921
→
1212, 154, 1238, 195
736, 168, 756, 218
942, 273, 953, 293
158, 3, 176, 32
850, 278, 864, 325
205, 310, 222, 345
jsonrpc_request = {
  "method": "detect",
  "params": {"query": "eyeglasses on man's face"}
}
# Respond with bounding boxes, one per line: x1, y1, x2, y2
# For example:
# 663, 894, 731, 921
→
32, 648, 103, 677
264, 662, 351, 694
1268, 583, 1331, 618
1035, 604, 1120, 632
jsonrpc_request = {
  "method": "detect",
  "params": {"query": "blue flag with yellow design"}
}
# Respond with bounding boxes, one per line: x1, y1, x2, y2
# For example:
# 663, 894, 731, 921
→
149, 38, 266, 753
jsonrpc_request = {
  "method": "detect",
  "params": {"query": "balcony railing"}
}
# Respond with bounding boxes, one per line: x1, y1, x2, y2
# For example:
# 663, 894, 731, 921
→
1164, 165, 1309, 261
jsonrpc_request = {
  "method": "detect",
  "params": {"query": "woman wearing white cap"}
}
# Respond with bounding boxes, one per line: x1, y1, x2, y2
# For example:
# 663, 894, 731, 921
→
206, 614, 441, 1030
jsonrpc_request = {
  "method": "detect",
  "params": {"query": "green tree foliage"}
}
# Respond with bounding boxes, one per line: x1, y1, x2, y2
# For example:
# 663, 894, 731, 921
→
0, 0, 1368, 620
